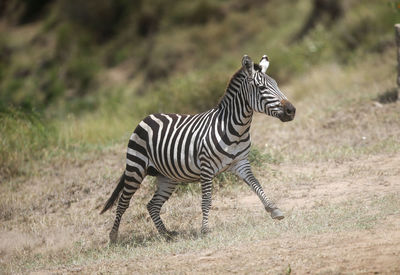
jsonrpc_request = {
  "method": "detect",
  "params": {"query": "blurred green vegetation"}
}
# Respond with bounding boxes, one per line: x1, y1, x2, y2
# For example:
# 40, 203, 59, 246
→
1, 0, 400, 179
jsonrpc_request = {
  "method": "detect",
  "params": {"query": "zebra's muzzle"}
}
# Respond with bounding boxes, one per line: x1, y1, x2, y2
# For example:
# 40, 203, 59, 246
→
279, 100, 296, 122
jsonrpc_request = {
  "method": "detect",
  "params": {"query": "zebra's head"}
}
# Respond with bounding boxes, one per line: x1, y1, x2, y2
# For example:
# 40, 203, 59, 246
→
242, 55, 295, 122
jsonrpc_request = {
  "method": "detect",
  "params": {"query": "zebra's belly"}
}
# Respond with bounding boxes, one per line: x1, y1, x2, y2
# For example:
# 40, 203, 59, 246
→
147, 152, 202, 183
147, 146, 248, 183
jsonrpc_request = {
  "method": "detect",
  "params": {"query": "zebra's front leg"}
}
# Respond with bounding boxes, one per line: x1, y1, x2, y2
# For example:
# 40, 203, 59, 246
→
233, 159, 284, 220
200, 177, 213, 234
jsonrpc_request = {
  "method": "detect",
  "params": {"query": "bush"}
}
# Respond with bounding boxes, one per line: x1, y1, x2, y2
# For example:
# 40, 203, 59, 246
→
66, 56, 99, 95
58, 0, 128, 41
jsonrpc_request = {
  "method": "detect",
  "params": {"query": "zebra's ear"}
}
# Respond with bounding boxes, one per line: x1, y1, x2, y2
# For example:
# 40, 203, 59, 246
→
242, 55, 255, 78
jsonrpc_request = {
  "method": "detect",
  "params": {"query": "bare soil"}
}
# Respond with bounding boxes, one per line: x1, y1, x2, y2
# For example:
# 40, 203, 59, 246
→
1, 130, 399, 274
72, 154, 400, 274
57, 219, 400, 275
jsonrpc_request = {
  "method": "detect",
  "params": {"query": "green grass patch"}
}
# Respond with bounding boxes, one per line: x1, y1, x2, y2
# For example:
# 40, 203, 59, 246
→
1, 0, 399, 182
0, 109, 56, 179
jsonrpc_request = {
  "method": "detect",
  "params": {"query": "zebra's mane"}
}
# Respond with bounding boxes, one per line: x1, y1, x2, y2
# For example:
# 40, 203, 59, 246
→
217, 68, 246, 108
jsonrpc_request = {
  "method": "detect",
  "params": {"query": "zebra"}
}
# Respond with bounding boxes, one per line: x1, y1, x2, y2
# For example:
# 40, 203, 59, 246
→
100, 54, 296, 243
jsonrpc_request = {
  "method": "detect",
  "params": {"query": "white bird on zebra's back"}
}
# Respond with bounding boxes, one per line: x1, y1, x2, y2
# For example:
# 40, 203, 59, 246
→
260, 54, 269, 73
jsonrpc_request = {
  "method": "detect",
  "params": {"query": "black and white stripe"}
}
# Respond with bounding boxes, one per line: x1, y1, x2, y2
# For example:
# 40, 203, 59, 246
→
101, 55, 296, 242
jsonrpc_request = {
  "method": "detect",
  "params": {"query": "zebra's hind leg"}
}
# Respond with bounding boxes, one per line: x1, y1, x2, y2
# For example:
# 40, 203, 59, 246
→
109, 170, 144, 243
147, 176, 178, 238
200, 177, 213, 234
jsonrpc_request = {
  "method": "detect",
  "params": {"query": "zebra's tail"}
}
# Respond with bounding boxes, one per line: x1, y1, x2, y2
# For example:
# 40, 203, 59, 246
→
100, 173, 125, 214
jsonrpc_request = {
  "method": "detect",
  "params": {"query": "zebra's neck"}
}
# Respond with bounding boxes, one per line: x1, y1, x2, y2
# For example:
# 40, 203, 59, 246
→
216, 68, 253, 137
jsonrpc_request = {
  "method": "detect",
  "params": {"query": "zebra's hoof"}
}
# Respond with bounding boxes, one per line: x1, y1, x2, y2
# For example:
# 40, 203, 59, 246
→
163, 230, 178, 240
270, 208, 285, 220
167, 230, 178, 237
109, 231, 118, 244
201, 227, 210, 235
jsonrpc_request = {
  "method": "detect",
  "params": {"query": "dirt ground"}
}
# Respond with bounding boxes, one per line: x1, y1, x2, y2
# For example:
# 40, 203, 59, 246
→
2, 122, 399, 274
22, 152, 399, 275
59, 221, 400, 274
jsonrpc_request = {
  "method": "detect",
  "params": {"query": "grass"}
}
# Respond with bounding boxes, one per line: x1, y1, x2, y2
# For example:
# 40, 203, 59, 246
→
1, 1, 400, 273
2, 27, 399, 271
0, 109, 56, 179
1, 0, 400, 180
2, 188, 398, 274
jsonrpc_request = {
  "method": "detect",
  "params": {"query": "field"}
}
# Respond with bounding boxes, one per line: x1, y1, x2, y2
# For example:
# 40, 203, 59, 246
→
1, 0, 400, 274
1, 47, 399, 274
